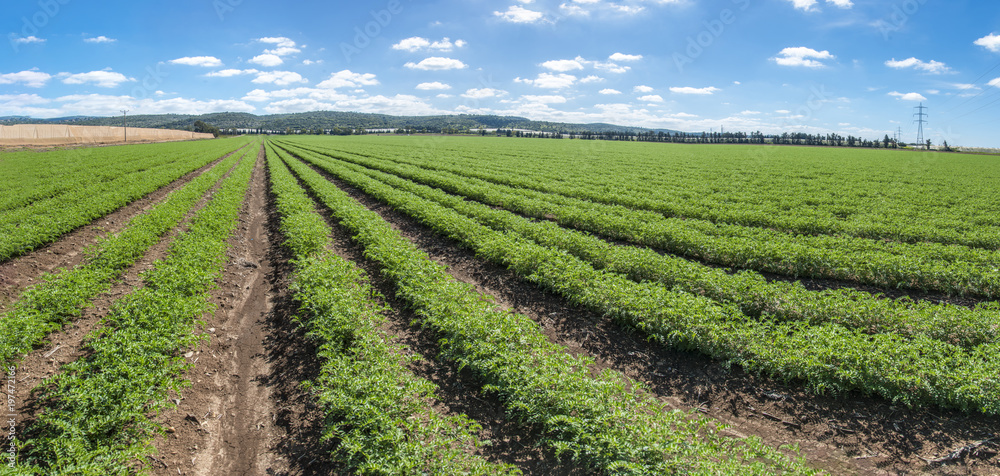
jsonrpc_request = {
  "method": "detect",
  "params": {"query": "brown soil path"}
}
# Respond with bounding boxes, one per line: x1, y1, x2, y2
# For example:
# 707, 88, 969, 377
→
152, 145, 331, 476
313, 166, 1000, 476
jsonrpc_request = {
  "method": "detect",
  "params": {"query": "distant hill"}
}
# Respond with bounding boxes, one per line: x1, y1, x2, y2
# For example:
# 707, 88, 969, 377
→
0, 111, 683, 135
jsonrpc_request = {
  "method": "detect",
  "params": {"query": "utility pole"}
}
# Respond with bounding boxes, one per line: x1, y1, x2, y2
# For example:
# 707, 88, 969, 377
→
121, 109, 129, 143
913, 103, 927, 146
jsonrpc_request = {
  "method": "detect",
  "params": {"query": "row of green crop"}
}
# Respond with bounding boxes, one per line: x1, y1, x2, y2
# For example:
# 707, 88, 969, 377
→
274, 142, 1000, 416
0, 148, 243, 369
265, 142, 517, 474
300, 136, 1000, 249
0, 139, 242, 214
274, 143, 817, 475
279, 140, 1000, 297
12, 144, 258, 475
0, 138, 251, 262
276, 143, 999, 348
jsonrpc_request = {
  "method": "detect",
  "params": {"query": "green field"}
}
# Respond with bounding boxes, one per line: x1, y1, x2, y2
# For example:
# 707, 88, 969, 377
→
4, 136, 999, 474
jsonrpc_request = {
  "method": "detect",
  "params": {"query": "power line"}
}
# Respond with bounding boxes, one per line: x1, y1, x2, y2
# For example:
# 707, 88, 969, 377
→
914, 103, 928, 145
120, 109, 129, 143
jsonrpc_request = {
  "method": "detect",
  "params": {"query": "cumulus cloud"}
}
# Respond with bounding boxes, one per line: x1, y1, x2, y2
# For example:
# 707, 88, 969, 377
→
888, 91, 927, 101
0, 70, 52, 88
461, 88, 508, 99
494, 5, 545, 23
885, 57, 951, 74
84, 36, 116, 43
975, 33, 1000, 52
60, 70, 135, 88
317, 70, 379, 89
787, 0, 852, 11
638, 94, 664, 102
633, 85, 654, 93
392, 37, 467, 52
249, 54, 284, 67
252, 71, 307, 86
599, 88, 622, 95
670, 86, 720, 95
609, 53, 643, 62
514, 73, 577, 89
169, 56, 223, 67
772, 47, 834, 68
10, 36, 45, 45
521, 94, 567, 104
579, 75, 604, 83
540, 59, 585, 72
416, 81, 451, 90
404, 57, 468, 70
206, 69, 259, 77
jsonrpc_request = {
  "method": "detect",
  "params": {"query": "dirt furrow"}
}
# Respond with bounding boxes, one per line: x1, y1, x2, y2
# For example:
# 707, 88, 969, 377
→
315, 168, 1000, 476
0, 145, 246, 313
153, 145, 330, 476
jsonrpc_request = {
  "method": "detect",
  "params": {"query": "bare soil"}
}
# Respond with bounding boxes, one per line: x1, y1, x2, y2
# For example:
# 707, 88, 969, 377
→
313, 166, 1000, 476
151, 145, 331, 476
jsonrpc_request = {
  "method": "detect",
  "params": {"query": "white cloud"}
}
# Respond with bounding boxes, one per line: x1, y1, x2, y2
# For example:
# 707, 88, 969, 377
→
249, 54, 284, 67
252, 71, 308, 86
3, 93, 255, 118
521, 94, 567, 104
885, 57, 951, 74
559, 3, 589, 15
392, 37, 467, 52
10, 36, 45, 45
599, 88, 622, 95
259, 37, 296, 48
888, 91, 927, 101
541, 59, 585, 72
416, 81, 451, 90
404, 57, 468, 70
84, 36, 116, 44
0, 93, 49, 107
169, 56, 223, 67
60, 71, 134, 88
953, 83, 980, 90
609, 53, 643, 62
773, 47, 834, 68
579, 75, 604, 83
302, 59, 322, 65
256, 37, 301, 57
0, 70, 52, 88
638, 94, 664, 102
988, 78, 1000, 88
317, 70, 379, 89
494, 5, 545, 23
514, 73, 577, 89
633, 85, 654, 93
670, 86, 720, 95
206, 69, 259, 77
775, 109, 791, 114
461, 88, 508, 99
975, 33, 1000, 52
787, 0, 852, 10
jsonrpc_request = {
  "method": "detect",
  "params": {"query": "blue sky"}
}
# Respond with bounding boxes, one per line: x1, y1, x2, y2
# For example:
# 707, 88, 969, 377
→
3, 0, 1000, 146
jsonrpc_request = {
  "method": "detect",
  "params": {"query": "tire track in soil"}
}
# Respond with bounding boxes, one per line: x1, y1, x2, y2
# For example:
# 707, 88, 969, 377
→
290, 164, 586, 476
12, 148, 246, 457
153, 145, 331, 476
313, 167, 1000, 476
0, 145, 248, 314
